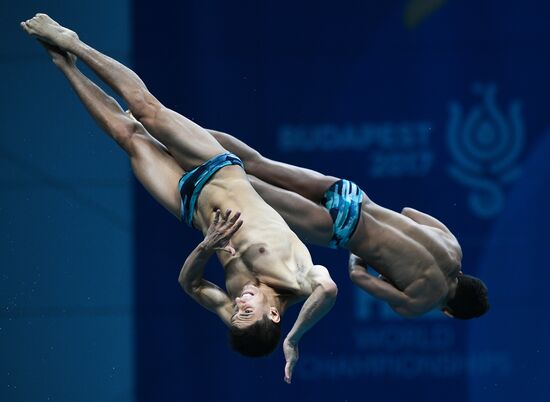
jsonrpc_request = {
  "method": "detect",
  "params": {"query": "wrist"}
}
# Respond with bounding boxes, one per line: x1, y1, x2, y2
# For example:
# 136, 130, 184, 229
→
285, 332, 301, 345
198, 241, 216, 255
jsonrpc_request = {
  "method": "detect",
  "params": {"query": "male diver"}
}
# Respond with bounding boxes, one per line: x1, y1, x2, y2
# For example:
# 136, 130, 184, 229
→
208, 130, 490, 320
21, 13, 337, 383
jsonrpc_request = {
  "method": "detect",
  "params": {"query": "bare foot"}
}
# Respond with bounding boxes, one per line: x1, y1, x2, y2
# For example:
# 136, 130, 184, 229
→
20, 13, 78, 50
39, 40, 77, 69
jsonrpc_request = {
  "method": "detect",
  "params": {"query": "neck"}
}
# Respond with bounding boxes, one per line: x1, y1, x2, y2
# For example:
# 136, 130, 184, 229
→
257, 283, 287, 314
443, 280, 458, 306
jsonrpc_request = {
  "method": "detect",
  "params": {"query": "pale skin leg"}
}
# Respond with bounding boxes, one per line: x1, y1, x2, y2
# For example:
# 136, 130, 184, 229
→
21, 15, 335, 245
21, 14, 225, 172
37, 41, 183, 218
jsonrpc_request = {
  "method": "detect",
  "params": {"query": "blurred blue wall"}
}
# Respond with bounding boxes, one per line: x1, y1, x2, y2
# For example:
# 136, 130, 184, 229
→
132, 1, 549, 402
2, 1, 549, 402
0, 2, 134, 401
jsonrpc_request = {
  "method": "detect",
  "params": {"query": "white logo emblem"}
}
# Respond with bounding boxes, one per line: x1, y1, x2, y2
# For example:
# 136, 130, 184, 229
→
447, 83, 524, 218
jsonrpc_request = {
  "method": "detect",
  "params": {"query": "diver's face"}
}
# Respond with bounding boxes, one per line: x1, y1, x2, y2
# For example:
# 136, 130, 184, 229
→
231, 285, 269, 328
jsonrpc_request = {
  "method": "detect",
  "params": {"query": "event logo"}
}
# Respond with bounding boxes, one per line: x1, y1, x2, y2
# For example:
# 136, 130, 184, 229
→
447, 83, 524, 218
277, 122, 434, 178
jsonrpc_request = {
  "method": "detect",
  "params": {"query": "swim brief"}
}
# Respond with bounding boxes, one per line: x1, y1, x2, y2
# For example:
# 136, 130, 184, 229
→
322, 179, 363, 249
179, 152, 244, 227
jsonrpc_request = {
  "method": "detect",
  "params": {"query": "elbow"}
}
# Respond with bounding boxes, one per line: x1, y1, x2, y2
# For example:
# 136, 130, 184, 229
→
178, 276, 187, 292
349, 269, 363, 284
178, 275, 192, 294
322, 280, 338, 299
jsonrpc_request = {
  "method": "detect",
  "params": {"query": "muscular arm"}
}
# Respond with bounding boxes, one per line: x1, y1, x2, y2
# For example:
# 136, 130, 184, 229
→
287, 266, 338, 342
283, 265, 337, 383
348, 254, 410, 307
178, 242, 232, 325
178, 209, 243, 326
401, 207, 450, 233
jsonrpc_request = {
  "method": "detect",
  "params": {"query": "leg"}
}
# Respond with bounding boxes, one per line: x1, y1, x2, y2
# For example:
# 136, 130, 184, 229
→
209, 130, 339, 203
21, 14, 224, 171
248, 177, 333, 246
42, 41, 183, 218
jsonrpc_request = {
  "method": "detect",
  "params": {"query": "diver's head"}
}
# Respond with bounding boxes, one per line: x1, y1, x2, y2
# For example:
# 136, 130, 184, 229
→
443, 274, 490, 319
228, 284, 281, 357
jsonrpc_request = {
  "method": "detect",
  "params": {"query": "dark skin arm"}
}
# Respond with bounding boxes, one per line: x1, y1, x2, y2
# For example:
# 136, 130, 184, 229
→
348, 254, 411, 308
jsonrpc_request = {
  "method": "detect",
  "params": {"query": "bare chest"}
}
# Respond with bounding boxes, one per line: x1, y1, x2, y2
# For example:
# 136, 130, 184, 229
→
222, 242, 310, 297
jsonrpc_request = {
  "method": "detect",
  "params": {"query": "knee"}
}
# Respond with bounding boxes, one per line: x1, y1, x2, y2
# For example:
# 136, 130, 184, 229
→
110, 118, 144, 154
127, 89, 161, 121
244, 149, 265, 171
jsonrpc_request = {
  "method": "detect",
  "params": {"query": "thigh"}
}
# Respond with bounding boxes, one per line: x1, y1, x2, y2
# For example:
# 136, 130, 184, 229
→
249, 176, 334, 246
140, 107, 226, 171
248, 157, 339, 204
129, 132, 184, 219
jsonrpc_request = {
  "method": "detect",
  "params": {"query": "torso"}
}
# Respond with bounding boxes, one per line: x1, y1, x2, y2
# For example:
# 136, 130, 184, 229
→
348, 195, 463, 314
193, 165, 315, 302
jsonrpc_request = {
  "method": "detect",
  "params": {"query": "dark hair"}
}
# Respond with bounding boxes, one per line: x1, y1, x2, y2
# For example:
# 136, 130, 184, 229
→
228, 315, 281, 357
446, 274, 490, 319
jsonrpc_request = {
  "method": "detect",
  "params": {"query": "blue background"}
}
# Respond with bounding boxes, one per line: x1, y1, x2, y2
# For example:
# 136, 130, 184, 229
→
1, 1, 549, 401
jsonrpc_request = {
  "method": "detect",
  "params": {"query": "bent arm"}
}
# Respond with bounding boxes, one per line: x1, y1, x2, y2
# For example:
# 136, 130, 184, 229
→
286, 266, 338, 343
283, 265, 337, 383
178, 209, 243, 325
178, 241, 232, 325
348, 254, 409, 306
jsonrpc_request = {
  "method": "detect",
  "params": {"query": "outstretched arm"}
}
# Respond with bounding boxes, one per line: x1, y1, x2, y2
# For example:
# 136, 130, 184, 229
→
178, 209, 243, 325
283, 265, 337, 384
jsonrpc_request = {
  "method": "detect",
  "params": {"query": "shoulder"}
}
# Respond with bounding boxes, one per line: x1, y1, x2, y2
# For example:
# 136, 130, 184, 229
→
402, 274, 448, 308
308, 265, 338, 296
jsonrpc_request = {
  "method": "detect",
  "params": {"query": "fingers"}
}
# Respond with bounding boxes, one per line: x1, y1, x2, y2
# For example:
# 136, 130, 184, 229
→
229, 211, 241, 224
212, 208, 232, 223
212, 209, 221, 225
284, 362, 293, 384
213, 209, 243, 229
227, 219, 243, 236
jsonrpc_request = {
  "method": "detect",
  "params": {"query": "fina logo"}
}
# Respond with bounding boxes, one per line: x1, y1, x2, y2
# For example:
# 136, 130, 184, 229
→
447, 83, 524, 218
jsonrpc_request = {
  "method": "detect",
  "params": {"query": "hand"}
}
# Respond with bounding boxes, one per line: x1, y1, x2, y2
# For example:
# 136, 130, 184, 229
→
283, 337, 299, 384
203, 209, 243, 255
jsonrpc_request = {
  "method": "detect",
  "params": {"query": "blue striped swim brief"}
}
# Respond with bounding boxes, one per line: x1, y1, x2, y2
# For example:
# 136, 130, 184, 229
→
178, 152, 244, 227
322, 179, 363, 249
